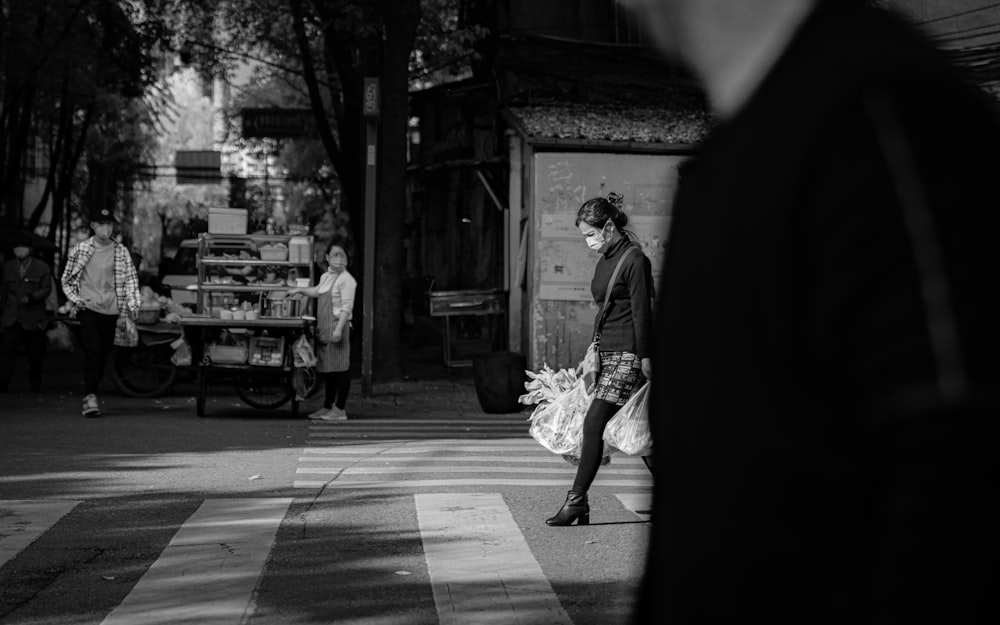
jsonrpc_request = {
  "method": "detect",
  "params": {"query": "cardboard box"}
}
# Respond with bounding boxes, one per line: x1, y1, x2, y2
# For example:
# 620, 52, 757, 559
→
249, 336, 285, 367
288, 236, 311, 264
208, 207, 248, 234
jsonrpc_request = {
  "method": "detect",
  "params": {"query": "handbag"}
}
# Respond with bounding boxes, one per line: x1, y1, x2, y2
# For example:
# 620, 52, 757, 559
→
580, 247, 636, 386
603, 382, 652, 456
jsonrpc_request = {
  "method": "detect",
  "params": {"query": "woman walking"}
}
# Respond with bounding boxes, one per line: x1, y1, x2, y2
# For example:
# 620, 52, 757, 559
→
288, 237, 357, 421
546, 193, 655, 526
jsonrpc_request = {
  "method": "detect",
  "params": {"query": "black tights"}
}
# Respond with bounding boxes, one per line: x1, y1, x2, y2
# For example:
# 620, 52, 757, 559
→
572, 398, 653, 493
323, 370, 351, 409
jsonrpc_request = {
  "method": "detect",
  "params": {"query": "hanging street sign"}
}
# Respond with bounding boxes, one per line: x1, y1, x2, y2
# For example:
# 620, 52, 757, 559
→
363, 78, 380, 119
241, 108, 313, 138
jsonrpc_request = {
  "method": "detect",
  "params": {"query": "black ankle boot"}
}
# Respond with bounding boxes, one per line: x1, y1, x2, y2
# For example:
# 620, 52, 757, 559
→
546, 490, 590, 526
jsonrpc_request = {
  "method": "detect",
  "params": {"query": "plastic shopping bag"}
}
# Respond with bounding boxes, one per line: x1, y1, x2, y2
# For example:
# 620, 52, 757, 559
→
603, 382, 652, 456
46, 321, 75, 353
527, 377, 591, 456
293, 335, 317, 368
528, 377, 614, 459
113, 314, 139, 347
292, 366, 316, 401
170, 336, 192, 366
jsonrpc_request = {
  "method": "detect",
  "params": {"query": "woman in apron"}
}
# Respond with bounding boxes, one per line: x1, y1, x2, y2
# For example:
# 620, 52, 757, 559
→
288, 237, 357, 420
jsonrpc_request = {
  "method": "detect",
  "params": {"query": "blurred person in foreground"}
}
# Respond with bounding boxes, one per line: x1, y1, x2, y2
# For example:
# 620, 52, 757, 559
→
0, 234, 52, 392
615, 0, 1000, 621
61, 208, 141, 417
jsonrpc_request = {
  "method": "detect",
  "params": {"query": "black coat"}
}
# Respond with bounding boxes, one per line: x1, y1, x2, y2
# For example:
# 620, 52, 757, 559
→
638, 1, 1000, 621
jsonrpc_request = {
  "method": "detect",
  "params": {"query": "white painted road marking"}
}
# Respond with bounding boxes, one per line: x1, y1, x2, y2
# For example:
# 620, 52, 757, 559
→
297, 438, 651, 490
298, 455, 648, 464
297, 466, 650, 475
308, 419, 528, 426
0, 499, 82, 568
296, 478, 652, 490
100, 498, 292, 625
301, 441, 544, 453
417, 493, 574, 625
615, 493, 652, 522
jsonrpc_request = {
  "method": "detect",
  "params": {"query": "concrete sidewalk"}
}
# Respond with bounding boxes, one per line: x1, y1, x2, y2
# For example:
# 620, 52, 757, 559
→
0, 345, 530, 420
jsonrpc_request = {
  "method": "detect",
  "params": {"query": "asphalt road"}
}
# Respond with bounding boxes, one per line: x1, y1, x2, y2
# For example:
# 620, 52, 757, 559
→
0, 349, 653, 625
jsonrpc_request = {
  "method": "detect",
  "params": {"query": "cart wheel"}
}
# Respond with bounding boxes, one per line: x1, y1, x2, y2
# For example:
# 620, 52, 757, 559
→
234, 375, 293, 409
293, 366, 321, 399
110, 345, 178, 398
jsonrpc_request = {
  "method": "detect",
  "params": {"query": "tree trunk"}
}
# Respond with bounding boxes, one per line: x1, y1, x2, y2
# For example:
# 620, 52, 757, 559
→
27, 85, 71, 231
371, 0, 420, 381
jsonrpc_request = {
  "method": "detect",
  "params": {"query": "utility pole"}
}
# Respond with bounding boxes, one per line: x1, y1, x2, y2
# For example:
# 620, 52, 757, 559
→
361, 77, 380, 397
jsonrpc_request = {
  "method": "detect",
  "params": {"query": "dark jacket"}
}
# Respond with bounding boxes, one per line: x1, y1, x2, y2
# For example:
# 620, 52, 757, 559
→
590, 236, 654, 358
638, 1, 1000, 621
1, 257, 52, 330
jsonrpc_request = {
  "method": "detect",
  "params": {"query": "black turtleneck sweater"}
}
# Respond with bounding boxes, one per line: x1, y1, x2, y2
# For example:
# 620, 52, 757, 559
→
589, 236, 653, 359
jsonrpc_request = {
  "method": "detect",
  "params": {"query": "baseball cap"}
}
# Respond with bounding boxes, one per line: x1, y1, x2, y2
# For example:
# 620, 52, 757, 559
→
90, 207, 119, 224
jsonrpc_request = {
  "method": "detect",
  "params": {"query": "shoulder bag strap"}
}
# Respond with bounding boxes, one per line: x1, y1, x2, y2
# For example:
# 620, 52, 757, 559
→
593, 246, 636, 342
864, 88, 967, 403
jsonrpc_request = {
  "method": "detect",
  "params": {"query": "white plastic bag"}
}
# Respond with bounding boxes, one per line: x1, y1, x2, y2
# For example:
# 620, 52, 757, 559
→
169, 336, 191, 366
603, 382, 652, 456
293, 335, 317, 368
46, 321, 75, 353
519, 364, 579, 406
528, 377, 591, 456
526, 376, 618, 463
113, 314, 139, 347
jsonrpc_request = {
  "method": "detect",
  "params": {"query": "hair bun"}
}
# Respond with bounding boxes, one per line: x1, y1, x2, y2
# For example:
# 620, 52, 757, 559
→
607, 192, 624, 210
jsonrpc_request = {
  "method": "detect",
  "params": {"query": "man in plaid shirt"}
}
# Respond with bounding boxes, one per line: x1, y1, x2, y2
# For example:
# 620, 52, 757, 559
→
61, 207, 141, 417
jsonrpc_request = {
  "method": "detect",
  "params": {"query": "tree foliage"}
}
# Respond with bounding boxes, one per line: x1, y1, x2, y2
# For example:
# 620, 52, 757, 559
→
0, 0, 185, 259
172, 0, 483, 381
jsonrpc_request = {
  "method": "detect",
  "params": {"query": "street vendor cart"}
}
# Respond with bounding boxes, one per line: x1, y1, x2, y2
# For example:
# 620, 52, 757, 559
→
180, 232, 318, 418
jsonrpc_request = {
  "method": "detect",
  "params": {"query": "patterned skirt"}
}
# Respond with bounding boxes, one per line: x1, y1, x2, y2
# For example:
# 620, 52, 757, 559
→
594, 351, 645, 406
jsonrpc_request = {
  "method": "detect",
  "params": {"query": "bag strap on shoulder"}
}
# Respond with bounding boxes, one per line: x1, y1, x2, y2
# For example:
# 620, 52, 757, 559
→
594, 246, 636, 341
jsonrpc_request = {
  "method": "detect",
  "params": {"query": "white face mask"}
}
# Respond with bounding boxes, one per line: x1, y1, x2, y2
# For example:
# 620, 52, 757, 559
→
327, 248, 348, 272
582, 222, 612, 253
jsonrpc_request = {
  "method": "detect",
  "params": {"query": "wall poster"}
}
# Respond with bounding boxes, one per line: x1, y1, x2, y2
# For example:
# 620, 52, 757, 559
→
530, 151, 687, 369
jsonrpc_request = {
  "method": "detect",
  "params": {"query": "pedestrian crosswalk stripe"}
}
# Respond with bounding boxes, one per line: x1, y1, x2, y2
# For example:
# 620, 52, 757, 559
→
615, 493, 652, 522
309, 419, 528, 426
301, 442, 561, 453
0, 499, 82, 568
307, 432, 526, 440
298, 455, 648, 464
297, 466, 650, 475
100, 498, 292, 625
416, 493, 574, 625
294, 478, 652, 490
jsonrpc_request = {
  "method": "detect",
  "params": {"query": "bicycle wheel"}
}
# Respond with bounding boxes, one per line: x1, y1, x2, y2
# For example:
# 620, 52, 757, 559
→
234, 374, 293, 409
110, 345, 178, 398
293, 366, 321, 399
